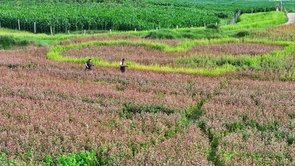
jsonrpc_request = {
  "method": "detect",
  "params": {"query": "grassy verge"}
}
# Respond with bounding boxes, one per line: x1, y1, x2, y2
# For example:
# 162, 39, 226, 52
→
0, 28, 87, 46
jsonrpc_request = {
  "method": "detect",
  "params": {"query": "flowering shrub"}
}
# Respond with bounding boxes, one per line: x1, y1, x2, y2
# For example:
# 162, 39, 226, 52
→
1, 33, 295, 165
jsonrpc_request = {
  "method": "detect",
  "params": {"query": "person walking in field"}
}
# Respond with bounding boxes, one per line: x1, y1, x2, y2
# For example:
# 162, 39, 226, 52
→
120, 58, 127, 73
85, 59, 93, 71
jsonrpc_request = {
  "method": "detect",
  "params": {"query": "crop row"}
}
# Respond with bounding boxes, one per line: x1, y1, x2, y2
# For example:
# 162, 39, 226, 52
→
0, 1, 218, 34
0, 0, 279, 34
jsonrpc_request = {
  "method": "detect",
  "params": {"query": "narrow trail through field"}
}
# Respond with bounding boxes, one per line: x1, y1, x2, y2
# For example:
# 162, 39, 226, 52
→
285, 12, 295, 24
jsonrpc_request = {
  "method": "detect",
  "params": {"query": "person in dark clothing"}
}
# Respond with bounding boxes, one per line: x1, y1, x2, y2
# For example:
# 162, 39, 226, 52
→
85, 59, 93, 71
120, 58, 127, 73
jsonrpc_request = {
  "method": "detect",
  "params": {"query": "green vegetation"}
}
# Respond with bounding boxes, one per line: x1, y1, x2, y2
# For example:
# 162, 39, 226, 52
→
144, 11, 286, 40
0, 28, 82, 46
0, 35, 16, 49
2, 0, 295, 165
0, 0, 288, 34
52, 150, 111, 166
0, 35, 29, 49
0, 10, 286, 46
0, 1, 219, 34
223, 11, 286, 31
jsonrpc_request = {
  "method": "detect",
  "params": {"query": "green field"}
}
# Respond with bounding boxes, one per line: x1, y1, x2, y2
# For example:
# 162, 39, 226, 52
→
0, 0, 293, 34
1, 0, 295, 165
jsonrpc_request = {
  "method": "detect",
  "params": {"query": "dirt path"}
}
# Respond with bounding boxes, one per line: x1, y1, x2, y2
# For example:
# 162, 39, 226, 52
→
285, 13, 295, 24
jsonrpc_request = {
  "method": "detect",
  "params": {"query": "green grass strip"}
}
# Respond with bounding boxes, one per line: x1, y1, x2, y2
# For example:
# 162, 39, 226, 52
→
222, 11, 286, 31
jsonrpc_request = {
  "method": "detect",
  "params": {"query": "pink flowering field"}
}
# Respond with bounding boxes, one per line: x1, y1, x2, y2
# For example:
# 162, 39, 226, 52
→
1, 26, 295, 165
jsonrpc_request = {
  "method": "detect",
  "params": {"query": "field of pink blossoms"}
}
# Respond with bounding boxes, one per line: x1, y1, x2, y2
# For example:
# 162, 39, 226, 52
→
0, 34, 294, 165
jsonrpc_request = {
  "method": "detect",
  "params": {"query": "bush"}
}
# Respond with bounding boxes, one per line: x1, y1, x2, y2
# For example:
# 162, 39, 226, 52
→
44, 149, 112, 166
235, 30, 250, 37
186, 99, 205, 120
145, 30, 181, 39
57, 150, 99, 166
0, 35, 15, 49
287, 136, 295, 145
206, 23, 219, 29
0, 35, 30, 50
